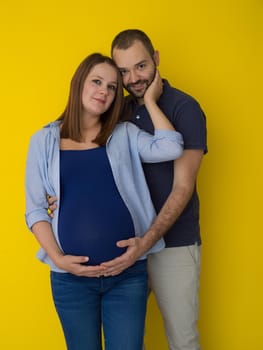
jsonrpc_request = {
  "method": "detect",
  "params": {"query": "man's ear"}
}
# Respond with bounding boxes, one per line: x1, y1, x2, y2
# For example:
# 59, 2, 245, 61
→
153, 50, 160, 66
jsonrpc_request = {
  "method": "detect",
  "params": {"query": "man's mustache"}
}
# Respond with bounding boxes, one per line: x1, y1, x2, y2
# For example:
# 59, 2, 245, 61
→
127, 80, 148, 89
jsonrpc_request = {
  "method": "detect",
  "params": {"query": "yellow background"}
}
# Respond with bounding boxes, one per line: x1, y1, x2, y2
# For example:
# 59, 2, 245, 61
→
1, 0, 262, 349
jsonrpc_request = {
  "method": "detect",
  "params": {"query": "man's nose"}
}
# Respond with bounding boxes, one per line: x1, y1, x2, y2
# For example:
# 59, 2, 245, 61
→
129, 70, 138, 83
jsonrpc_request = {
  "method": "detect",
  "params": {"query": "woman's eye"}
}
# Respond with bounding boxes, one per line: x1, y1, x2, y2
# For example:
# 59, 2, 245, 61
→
92, 79, 101, 85
108, 85, 117, 91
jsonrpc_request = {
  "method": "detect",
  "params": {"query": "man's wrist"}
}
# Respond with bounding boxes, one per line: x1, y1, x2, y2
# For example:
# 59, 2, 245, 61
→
141, 231, 159, 252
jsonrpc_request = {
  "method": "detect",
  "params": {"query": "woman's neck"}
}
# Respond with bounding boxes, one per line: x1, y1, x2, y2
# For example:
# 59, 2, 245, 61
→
81, 116, 101, 143
60, 115, 102, 150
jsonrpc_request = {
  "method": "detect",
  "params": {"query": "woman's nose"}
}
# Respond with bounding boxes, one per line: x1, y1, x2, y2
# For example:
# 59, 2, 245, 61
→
99, 85, 108, 95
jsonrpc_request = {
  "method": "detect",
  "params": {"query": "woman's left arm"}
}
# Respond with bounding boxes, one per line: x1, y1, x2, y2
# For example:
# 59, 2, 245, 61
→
136, 70, 183, 162
143, 70, 174, 130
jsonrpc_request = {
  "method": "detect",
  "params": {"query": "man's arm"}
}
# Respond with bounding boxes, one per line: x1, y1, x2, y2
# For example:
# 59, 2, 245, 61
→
101, 149, 204, 276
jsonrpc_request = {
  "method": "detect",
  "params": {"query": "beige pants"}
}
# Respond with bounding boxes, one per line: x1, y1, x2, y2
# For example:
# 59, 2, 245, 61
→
147, 245, 201, 350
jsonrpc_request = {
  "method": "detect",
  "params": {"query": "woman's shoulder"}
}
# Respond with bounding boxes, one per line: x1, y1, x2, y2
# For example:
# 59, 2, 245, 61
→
30, 121, 60, 143
27, 122, 60, 159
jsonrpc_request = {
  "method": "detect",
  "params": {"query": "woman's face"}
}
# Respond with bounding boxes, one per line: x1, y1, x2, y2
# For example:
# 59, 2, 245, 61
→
82, 62, 118, 117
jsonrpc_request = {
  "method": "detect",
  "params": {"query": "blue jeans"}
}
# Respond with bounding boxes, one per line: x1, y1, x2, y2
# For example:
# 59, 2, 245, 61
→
50, 260, 148, 350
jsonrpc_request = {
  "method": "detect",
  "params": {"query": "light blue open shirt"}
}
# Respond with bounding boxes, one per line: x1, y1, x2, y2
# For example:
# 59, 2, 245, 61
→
25, 121, 183, 272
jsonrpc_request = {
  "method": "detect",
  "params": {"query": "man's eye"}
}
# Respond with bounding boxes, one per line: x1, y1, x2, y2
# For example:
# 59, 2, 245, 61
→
137, 64, 146, 70
119, 70, 127, 76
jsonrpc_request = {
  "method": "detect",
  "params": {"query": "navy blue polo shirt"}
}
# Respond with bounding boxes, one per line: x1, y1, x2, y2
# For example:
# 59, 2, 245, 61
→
123, 79, 207, 247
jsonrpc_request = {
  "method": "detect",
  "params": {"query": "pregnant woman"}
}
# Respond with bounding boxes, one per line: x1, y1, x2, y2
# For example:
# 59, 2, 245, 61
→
25, 53, 183, 350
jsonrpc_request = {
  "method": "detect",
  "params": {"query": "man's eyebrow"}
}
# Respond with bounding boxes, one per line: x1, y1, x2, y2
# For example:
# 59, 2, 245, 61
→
118, 60, 147, 70
135, 60, 147, 66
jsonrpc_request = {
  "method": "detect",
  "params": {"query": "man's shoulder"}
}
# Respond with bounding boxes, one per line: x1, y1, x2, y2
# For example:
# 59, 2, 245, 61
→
162, 79, 199, 105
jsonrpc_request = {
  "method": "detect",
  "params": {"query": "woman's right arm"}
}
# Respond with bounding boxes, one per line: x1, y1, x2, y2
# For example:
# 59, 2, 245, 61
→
32, 221, 66, 266
31, 221, 93, 275
25, 132, 105, 277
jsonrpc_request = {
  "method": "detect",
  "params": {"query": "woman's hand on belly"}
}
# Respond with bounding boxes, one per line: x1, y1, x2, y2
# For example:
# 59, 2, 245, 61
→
101, 237, 146, 276
55, 254, 106, 277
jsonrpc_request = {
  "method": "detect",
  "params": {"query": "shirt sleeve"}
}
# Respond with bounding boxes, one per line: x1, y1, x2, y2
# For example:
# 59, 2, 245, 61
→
25, 133, 52, 230
173, 99, 207, 153
135, 126, 184, 163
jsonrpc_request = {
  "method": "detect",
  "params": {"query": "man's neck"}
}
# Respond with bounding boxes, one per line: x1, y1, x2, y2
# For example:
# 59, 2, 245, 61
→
137, 97, 144, 105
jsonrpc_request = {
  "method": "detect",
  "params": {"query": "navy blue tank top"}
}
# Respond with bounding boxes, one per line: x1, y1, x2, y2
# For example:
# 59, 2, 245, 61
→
58, 146, 135, 265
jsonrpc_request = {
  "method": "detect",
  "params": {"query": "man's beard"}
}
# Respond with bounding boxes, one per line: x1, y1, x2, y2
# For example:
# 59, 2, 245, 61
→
124, 68, 156, 99
125, 79, 149, 98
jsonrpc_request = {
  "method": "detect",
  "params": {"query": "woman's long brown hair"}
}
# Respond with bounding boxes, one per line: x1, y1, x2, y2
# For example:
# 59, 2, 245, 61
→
58, 53, 124, 145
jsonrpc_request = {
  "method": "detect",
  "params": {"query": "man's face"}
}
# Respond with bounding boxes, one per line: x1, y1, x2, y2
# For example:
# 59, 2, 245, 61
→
112, 40, 158, 103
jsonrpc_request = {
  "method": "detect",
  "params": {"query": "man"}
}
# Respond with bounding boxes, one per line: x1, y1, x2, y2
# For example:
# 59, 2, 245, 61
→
48, 29, 207, 350
102, 29, 207, 350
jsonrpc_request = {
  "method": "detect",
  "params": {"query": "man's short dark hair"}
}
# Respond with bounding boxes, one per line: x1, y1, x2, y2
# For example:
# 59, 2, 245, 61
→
111, 29, 155, 57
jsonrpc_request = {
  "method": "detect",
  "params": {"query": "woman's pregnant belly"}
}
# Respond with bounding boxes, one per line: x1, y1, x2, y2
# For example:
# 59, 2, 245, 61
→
58, 147, 135, 265
58, 195, 135, 265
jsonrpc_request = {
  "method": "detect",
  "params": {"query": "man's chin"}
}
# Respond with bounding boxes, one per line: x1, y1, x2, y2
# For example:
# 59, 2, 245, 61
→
128, 88, 146, 99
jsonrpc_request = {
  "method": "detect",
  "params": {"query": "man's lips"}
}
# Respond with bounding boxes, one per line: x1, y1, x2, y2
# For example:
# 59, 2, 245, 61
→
130, 84, 145, 92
